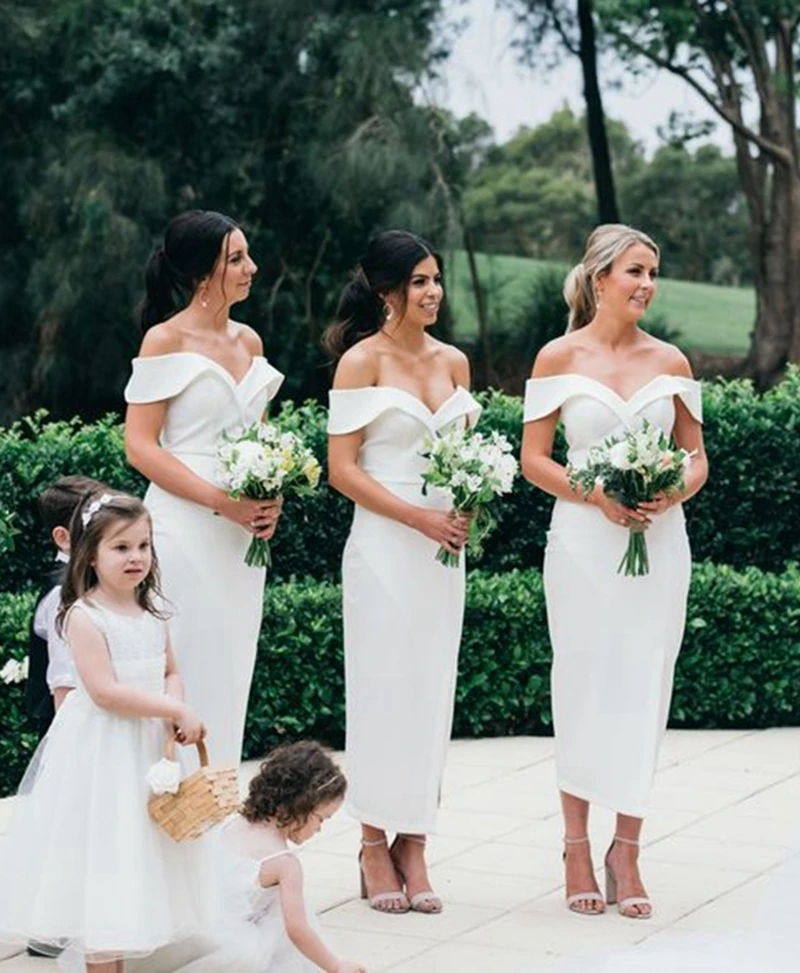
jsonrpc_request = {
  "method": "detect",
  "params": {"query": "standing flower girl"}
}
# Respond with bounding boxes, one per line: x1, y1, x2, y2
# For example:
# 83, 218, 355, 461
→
0, 490, 215, 972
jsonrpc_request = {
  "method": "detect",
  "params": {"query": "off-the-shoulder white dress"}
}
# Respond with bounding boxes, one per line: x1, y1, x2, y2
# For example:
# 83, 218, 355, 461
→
125, 353, 284, 766
328, 386, 482, 833
524, 375, 703, 817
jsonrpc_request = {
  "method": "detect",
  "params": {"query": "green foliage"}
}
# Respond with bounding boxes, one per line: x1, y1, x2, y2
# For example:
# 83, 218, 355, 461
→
484, 264, 570, 385
0, 412, 146, 592
2, 371, 799, 592
462, 104, 754, 287
233, 560, 800, 764
244, 577, 345, 758
446, 250, 753, 356
673, 562, 800, 726
1, 562, 798, 797
620, 143, 752, 285
0, 0, 469, 423
0, 590, 39, 796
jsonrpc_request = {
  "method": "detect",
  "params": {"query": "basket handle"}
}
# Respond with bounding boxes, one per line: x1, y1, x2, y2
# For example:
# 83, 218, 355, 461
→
164, 735, 209, 766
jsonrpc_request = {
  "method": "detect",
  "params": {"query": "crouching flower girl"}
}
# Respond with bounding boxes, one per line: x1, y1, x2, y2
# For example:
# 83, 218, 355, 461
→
0, 490, 214, 972
133, 741, 366, 973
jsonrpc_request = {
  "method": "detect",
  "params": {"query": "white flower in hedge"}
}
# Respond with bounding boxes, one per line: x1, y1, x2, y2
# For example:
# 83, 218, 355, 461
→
1, 656, 28, 684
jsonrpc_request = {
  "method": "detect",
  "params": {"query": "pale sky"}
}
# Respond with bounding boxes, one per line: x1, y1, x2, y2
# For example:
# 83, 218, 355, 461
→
430, 0, 731, 155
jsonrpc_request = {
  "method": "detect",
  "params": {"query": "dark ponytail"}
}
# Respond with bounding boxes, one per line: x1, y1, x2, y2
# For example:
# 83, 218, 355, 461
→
323, 229, 441, 360
324, 269, 386, 360
138, 209, 240, 332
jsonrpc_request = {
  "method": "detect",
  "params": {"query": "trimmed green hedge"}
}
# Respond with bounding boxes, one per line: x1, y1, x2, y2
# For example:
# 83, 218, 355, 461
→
242, 562, 800, 762
0, 590, 39, 795
2, 562, 799, 797
1, 371, 799, 594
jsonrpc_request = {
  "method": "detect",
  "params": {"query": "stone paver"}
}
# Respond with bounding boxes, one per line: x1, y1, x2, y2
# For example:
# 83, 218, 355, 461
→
1, 728, 798, 971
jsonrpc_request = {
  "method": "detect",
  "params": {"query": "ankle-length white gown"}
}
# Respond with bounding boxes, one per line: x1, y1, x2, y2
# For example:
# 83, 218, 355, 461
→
523, 374, 702, 817
125, 352, 283, 766
328, 385, 481, 833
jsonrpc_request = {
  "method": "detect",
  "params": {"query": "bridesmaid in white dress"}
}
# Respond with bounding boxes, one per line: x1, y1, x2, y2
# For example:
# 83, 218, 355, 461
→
326, 231, 481, 915
124, 211, 284, 767
521, 225, 708, 919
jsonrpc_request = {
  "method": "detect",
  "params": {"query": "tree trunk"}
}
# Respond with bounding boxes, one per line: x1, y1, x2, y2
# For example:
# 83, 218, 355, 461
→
462, 223, 492, 387
737, 151, 800, 387
577, 0, 619, 223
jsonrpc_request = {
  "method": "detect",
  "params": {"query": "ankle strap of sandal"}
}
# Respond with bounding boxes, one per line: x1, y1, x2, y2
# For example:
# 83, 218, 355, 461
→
613, 835, 640, 847
563, 835, 590, 845
397, 834, 426, 846
361, 837, 388, 847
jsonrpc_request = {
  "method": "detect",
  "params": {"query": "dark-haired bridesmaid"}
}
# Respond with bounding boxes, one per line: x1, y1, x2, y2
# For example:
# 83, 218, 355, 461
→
124, 210, 284, 767
326, 230, 481, 915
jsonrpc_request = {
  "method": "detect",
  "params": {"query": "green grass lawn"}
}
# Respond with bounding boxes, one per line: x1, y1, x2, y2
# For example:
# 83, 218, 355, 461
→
445, 250, 755, 356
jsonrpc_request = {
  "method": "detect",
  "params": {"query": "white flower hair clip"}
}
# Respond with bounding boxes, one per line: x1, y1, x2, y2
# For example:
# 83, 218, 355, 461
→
81, 493, 116, 528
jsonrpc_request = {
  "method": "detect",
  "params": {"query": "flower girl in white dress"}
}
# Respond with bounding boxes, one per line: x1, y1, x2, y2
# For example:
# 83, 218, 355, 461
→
0, 490, 214, 972
134, 742, 366, 973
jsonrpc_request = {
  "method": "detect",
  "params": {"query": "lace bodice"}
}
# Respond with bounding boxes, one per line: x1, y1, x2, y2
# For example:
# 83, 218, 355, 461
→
327, 385, 482, 488
124, 352, 284, 482
69, 600, 167, 695
523, 374, 702, 466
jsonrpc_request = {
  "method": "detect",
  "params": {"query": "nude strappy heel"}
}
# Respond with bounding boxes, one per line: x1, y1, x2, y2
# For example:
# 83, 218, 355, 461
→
390, 834, 443, 914
358, 837, 410, 913
605, 835, 653, 919
563, 836, 605, 915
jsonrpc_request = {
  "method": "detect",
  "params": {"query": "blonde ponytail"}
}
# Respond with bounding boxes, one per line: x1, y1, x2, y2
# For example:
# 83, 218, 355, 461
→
563, 262, 596, 332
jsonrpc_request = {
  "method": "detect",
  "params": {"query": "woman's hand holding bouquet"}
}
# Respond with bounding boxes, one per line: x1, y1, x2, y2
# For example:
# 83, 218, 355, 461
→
568, 419, 694, 576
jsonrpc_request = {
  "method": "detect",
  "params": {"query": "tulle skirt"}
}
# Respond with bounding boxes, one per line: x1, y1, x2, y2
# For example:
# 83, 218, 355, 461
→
0, 690, 215, 965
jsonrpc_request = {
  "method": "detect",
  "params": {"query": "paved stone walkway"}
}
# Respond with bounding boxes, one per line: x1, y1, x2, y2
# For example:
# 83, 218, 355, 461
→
2, 728, 798, 971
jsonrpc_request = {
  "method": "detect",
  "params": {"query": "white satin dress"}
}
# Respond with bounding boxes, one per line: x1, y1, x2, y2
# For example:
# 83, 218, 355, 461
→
523, 374, 703, 817
125, 353, 284, 766
328, 386, 481, 833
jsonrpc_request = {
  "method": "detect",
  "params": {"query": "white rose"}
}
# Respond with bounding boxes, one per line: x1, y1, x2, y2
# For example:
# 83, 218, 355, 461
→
0, 658, 27, 684
608, 441, 633, 470
234, 440, 266, 468
145, 758, 182, 796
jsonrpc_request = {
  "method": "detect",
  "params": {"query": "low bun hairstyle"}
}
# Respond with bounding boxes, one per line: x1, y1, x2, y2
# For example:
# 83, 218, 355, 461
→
138, 210, 240, 332
564, 223, 659, 331
323, 229, 442, 359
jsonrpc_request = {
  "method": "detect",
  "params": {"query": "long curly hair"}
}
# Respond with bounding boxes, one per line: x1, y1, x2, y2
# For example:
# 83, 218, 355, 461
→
241, 741, 347, 830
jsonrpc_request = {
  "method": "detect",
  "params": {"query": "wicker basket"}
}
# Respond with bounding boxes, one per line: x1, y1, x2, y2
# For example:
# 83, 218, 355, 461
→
148, 738, 240, 841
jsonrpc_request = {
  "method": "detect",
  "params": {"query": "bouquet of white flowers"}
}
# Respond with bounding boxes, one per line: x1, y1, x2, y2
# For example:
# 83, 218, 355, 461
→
215, 422, 321, 568
420, 426, 518, 567
568, 419, 693, 576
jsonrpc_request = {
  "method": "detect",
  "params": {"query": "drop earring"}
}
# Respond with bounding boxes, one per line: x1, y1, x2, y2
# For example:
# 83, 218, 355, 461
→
384, 303, 394, 322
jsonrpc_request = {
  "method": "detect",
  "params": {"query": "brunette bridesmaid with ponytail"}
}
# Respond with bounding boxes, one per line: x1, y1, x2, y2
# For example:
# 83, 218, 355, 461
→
326, 230, 481, 915
123, 210, 285, 768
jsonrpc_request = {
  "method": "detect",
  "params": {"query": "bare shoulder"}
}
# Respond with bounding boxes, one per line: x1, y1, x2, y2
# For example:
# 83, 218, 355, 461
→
643, 333, 693, 378
332, 339, 380, 390
435, 339, 470, 386
64, 603, 102, 643
138, 323, 184, 358
260, 851, 302, 889
530, 334, 577, 378
234, 322, 264, 357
